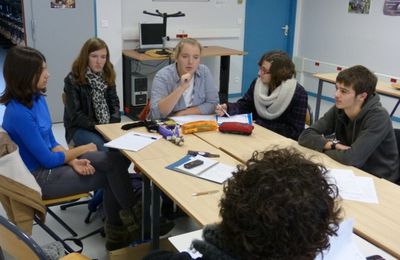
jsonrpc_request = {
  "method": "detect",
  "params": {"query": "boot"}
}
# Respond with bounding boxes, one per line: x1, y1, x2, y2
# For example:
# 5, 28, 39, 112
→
104, 222, 129, 251
119, 202, 142, 243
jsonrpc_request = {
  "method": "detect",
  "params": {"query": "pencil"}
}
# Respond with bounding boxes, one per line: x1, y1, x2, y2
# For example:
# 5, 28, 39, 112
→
192, 190, 219, 197
217, 104, 231, 118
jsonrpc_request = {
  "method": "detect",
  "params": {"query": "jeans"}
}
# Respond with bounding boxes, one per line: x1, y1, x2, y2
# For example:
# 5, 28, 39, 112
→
32, 151, 138, 225
72, 128, 108, 151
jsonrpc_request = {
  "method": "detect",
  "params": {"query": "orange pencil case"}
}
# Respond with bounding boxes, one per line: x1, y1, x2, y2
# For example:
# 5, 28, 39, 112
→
181, 120, 218, 134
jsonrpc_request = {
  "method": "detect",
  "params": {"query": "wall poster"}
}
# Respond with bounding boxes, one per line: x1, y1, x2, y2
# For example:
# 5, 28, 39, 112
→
348, 0, 371, 14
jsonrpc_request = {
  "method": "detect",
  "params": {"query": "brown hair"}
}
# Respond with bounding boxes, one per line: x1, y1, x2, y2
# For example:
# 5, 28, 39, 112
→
71, 37, 116, 86
336, 65, 377, 97
0, 46, 46, 108
173, 37, 202, 60
258, 50, 295, 91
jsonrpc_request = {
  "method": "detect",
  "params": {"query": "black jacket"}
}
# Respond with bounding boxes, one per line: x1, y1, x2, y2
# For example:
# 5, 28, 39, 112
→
63, 73, 121, 143
298, 94, 399, 182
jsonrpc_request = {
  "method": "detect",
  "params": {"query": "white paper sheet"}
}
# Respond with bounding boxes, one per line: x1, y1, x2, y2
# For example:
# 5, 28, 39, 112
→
104, 131, 161, 152
315, 220, 365, 260
169, 221, 366, 260
327, 169, 378, 204
168, 229, 203, 258
169, 115, 217, 125
217, 113, 252, 124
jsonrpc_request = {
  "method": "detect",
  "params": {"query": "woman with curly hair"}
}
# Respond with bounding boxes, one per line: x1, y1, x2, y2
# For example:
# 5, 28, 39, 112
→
145, 147, 341, 260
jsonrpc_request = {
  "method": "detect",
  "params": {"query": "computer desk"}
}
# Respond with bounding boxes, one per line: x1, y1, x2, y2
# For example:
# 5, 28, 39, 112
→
313, 72, 400, 122
123, 46, 245, 103
95, 123, 241, 249
194, 125, 400, 259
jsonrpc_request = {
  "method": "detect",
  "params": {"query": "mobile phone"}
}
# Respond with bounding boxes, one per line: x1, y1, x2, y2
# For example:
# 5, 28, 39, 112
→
366, 255, 385, 260
184, 159, 204, 169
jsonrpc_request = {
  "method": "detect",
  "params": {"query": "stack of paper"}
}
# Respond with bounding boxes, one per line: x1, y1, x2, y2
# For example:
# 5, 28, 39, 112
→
216, 113, 252, 125
104, 131, 161, 152
327, 169, 378, 204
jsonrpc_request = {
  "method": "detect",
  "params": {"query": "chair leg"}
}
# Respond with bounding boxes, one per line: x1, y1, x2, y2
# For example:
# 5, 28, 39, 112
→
46, 207, 77, 237
60, 200, 90, 210
79, 226, 105, 240
34, 216, 75, 253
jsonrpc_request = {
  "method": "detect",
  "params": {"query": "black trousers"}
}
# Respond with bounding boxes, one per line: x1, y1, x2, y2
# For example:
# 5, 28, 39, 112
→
32, 151, 137, 225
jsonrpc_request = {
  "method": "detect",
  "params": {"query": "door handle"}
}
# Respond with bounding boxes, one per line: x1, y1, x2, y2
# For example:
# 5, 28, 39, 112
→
281, 24, 289, 36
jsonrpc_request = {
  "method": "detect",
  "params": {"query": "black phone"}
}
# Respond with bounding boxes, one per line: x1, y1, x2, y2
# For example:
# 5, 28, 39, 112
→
184, 159, 204, 169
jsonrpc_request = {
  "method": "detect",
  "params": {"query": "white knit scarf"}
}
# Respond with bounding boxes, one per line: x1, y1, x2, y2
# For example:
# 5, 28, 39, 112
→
254, 77, 297, 120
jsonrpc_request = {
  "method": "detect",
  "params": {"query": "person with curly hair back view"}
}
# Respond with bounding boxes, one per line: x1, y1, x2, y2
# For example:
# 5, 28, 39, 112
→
144, 147, 342, 260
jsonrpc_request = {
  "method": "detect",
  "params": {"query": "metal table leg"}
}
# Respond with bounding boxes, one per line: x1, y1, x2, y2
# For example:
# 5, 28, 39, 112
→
315, 79, 324, 122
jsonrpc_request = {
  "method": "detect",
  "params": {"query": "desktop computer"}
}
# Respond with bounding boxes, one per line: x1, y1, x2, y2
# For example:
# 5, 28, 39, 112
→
131, 73, 148, 106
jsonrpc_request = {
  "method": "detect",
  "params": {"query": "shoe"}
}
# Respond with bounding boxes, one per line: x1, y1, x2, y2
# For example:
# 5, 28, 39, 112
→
119, 202, 142, 243
104, 223, 129, 251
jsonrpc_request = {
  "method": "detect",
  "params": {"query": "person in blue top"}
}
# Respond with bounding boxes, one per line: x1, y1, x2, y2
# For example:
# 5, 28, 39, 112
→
0, 46, 141, 251
150, 38, 219, 119
216, 51, 308, 140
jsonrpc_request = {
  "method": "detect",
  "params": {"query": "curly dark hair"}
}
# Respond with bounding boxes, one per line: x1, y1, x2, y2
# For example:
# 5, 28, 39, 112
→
219, 147, 341, 260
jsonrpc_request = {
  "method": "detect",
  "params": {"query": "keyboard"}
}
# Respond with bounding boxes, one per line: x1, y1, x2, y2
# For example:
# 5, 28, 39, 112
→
135, 48, 154, 53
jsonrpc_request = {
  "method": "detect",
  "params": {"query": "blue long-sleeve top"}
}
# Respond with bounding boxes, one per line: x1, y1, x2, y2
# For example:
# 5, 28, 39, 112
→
2, 95, 65, 172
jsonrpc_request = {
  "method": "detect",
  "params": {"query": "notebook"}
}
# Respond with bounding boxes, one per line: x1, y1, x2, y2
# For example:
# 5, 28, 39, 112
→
166, 155, 235, 184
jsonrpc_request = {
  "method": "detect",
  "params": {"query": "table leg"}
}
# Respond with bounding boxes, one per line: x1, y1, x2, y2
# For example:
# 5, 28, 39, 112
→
390, 99, 400, 117
315, 79, 324, 122
142, 175, 151, 240
151, 183, 160, 249
219, 55, 230, 104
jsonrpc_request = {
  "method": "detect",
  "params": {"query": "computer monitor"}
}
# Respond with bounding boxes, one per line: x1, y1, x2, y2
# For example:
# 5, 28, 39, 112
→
139, 23, 165, 49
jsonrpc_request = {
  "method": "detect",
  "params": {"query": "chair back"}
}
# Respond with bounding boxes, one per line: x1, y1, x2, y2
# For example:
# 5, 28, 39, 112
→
305, 104, 314, 126
0, 215, 47, 260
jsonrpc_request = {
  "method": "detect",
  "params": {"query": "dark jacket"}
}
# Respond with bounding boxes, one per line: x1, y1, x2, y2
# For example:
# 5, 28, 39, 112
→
63, 73, 121, 143
228, 79, 308, 140
144, 224, 237, 260
298, 94, 399, 182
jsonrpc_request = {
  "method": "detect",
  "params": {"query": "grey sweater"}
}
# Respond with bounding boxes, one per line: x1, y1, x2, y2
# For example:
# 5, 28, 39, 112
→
298, 94, 399, 182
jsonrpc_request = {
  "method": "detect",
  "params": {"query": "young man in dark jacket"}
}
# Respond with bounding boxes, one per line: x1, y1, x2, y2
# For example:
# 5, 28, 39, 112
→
298, 65, 399, 182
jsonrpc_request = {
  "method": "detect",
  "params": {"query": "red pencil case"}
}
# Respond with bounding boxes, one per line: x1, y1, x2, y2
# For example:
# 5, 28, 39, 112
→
219, 122, 254, 135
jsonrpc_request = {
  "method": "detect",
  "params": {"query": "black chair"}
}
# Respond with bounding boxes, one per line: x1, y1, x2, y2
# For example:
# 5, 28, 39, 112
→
0, 215, 90, 260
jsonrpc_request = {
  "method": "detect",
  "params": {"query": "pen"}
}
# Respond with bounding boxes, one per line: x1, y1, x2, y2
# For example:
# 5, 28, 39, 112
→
217, 104, 231, 118
192, 190, 219, 197
133, 133, 157, 140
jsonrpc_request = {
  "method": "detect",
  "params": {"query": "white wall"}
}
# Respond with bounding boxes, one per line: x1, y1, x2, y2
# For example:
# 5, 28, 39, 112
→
121, 0, 246, 95
95, 0, 124, 106
293, 0, 400, 121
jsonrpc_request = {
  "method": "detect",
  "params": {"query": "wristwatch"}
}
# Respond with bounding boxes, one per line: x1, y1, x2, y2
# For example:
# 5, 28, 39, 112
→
330, 140, 340, 150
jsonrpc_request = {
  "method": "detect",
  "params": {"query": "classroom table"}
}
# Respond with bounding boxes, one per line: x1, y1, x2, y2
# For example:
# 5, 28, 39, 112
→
95, 123, 241, 249
194, 125, 400, 259
123, 46, 245, 104
313, 72, 400, 122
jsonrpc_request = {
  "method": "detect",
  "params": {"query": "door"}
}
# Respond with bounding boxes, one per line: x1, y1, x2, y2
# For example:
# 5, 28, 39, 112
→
242, 0, 296, 93
24, 0, 96, 122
